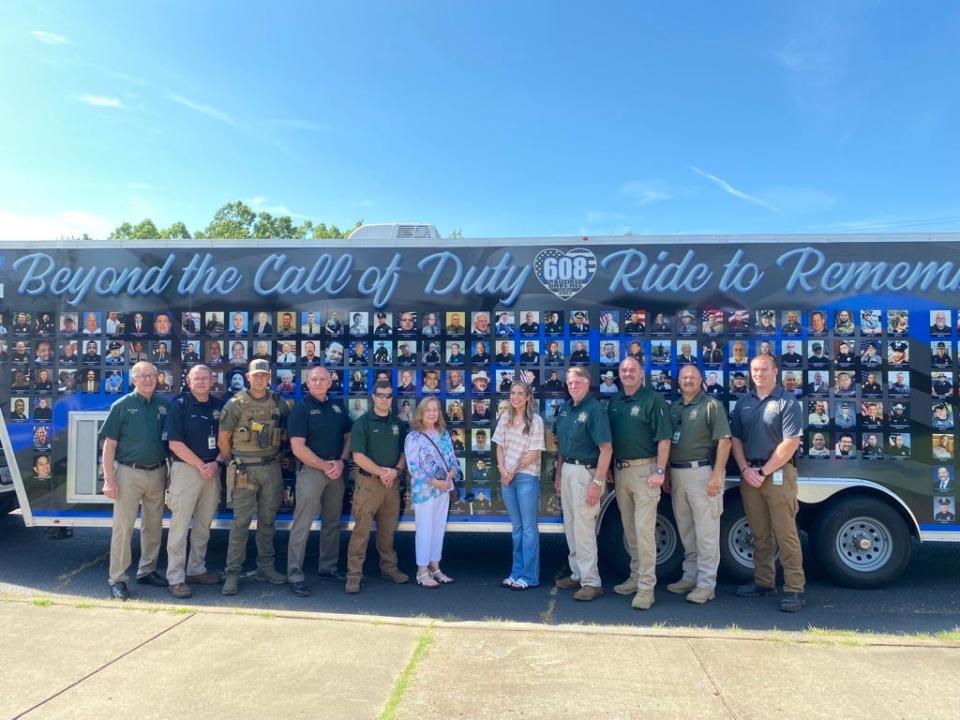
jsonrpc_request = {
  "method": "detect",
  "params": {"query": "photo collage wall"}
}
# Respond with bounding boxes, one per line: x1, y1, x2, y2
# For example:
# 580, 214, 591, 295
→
0, 305, 956, 523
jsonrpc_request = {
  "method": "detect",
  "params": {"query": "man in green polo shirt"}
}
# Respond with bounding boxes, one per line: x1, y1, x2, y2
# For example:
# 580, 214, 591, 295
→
606, 356, 672, 610
345, 380, 409, 594
667, 364, 731, 605
100, 361, 171, 600
286, 366, 352, 597
554, 366, 613, 601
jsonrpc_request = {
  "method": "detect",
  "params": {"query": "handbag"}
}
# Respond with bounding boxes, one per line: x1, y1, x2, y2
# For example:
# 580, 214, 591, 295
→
419, 431, 464, 501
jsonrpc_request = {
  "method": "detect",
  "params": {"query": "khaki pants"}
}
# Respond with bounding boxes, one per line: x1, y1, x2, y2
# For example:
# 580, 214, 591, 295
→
560, 463, 604, 588
165, 461, 221, 585
614, 459, 660, 592
224, 462, 282, 575
741, 463, 805, 593
108, 464, 167, 584
670, 465, 722, 591
287, 466, 344, 582
346, 471, 401, 581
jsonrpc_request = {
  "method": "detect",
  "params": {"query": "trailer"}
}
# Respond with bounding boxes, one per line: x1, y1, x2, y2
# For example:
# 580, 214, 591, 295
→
2, 228, 957, 587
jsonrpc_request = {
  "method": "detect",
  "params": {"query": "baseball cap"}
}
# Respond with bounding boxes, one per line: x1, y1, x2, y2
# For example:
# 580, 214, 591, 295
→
473, 370, 489, 382
248, 359, 271, 375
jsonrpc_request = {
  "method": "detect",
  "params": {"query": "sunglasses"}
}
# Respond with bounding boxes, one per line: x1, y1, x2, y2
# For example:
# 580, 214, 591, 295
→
374, 393, 393, 399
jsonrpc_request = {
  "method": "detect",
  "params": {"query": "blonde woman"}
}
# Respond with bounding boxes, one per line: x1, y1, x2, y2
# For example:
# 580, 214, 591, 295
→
492, 382, 545, 590
404, 397, 459, 588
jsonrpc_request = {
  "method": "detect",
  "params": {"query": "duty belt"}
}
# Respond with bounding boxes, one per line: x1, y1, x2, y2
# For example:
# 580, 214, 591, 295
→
615, 457, 655, 470
118, 461, 166, 471
669, 460, 712, 470
234, 455, 279, 465
564, 458, 598, 469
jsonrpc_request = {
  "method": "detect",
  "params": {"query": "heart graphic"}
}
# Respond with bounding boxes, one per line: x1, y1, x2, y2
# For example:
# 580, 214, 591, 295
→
533, 247, 598, 300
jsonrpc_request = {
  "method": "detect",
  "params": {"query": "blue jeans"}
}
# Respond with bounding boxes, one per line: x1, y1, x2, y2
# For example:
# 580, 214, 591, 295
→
501, 472, 540, 585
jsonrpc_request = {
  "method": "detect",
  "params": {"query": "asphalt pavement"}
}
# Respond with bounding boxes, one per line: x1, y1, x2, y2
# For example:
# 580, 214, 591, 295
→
1, 512, 959, 634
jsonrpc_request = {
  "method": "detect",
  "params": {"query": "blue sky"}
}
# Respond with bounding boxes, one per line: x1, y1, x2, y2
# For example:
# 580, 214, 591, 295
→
1, 1, 958, 239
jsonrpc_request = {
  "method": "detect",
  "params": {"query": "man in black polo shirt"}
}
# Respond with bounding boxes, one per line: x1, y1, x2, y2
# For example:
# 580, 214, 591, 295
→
553, 366, 613, 601
345, 380, 409, 593
730, 354, 805, 613
164, 364, 226, 599
287, 366, 352, 597
100, 361, 171, 600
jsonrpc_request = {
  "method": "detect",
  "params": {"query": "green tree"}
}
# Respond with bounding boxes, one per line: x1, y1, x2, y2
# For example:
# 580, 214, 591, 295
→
159, 221, 192, 239
199, 201, 256, 239
107, 203, 363, 240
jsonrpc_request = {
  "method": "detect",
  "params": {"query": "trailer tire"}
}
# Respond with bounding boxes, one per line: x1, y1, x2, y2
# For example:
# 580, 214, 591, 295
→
597, 499, 683, 581
812, 496, 912, 589
718, 497, 757, 583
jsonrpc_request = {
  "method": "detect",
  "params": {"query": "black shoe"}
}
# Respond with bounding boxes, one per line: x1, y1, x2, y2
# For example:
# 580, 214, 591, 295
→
290, 581, 312, 597
109, 582, 130, 600
136, 571, 169, 587
317, 570, 347, 582
780, 592, 806, 613
735, 581, 777, 598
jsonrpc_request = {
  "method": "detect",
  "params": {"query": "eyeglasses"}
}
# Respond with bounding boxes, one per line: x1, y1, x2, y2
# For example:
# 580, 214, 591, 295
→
374, 393, 393, 399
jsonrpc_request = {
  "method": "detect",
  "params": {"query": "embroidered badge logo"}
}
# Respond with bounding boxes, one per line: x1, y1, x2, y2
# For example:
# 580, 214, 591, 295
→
577, 411, 588, 423
534, 247, 597, 300
630, 406, 640, 416
765, 401, 779, 414
333, 405, 342, 413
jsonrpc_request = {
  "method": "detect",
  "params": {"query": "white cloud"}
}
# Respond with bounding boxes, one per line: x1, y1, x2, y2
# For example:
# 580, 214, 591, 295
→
251, 196, 293, 216
620, 181, 673, 206
30, 30, 69, 45
168, 94, 233, 124
76, 94, 124, 108
689, 166, 781, 213
275, 118, 325, 131
0, 209, 114, 241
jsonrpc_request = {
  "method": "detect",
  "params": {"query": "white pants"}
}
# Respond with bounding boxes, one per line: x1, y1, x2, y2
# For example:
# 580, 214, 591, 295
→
414, 493, 450, 566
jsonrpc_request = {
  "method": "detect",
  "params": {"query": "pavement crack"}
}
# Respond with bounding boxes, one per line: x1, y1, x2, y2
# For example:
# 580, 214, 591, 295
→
686, 638, 740, 720
55, 550, 110, 591
540, 583, 559, 624
378, 626, 434, 720
12, 612, 196, 719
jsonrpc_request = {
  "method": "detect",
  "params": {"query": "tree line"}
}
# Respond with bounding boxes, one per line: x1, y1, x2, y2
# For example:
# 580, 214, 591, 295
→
109, 201, 362, 240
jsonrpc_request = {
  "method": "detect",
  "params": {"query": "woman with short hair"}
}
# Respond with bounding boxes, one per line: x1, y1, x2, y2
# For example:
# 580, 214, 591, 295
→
404, 397, 460, 588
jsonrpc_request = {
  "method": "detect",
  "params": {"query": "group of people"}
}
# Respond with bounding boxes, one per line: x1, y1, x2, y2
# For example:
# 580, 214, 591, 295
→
102, 351, 806, 613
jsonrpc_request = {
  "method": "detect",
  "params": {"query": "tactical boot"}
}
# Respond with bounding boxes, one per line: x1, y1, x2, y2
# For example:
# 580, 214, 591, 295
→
631, 589, 655, 610
221, 573, 239, 596
666, 579, 697, 594
555, 575, 580, 590
686, 587, 715, 605
613, 577, 638, 596
255, 567, 288, 585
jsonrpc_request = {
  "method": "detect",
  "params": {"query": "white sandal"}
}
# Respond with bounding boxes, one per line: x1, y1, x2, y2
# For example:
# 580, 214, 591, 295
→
430, 569, 454, 584
416, 572, 439, 589
510, 578, 532, 591
501, 576, 518, 588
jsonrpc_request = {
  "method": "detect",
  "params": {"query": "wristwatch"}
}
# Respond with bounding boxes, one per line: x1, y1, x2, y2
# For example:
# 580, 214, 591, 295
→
655, 467, 665, 475
591, 477, 604, 488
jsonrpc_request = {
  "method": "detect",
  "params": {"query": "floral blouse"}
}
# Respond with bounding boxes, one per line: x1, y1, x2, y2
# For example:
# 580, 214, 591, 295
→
405, 429, 459, 505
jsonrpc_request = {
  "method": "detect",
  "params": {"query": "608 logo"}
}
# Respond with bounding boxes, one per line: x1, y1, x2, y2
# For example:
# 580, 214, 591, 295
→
534, 247, 597, 300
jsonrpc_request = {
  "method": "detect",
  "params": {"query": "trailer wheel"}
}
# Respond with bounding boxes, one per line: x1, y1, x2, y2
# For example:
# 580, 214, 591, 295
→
812, 496, 912, 589
597, 500, 682, 581
718, 498, 757, 583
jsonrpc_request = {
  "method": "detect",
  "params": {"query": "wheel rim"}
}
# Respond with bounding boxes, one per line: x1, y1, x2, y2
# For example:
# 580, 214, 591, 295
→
654, 513, 678, 565
727, 516, 756, 569
835, 516, 893, 572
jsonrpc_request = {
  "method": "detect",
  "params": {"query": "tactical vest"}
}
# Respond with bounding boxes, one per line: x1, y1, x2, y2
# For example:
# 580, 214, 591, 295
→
230, 390, 285, 459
